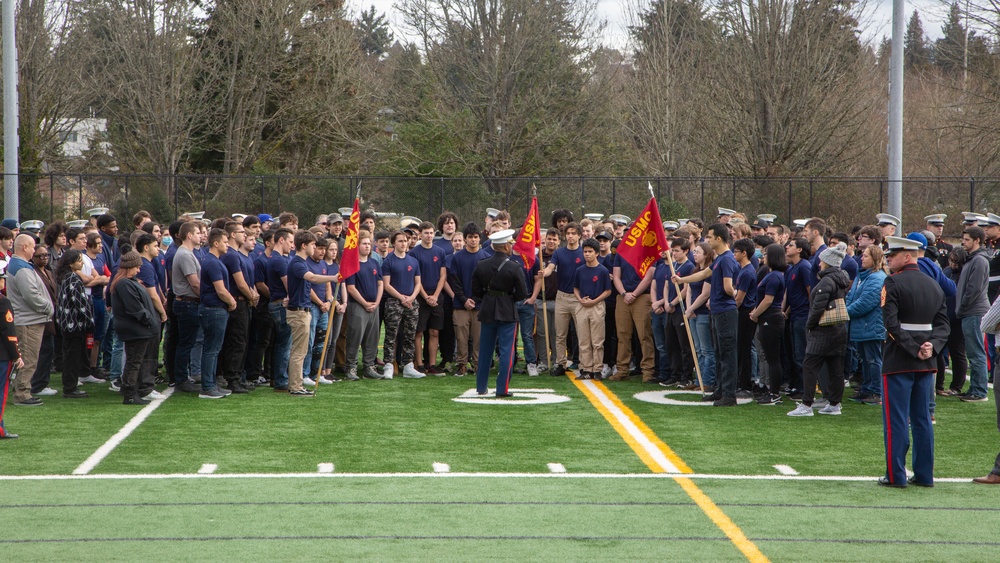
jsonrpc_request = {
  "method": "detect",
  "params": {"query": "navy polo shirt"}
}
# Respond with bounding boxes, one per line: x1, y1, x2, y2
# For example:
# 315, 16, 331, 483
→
784, 260, 811, 320
810, 244, 827, 288
266, 253, 290, 301
574, 264, 612, 300
200, 253, 230, 308
551, 246, 585, 294
383, 252, 420, 296
347, 259, 381, 303
736, 263, 758, 309
757, 270, 785, 310
286, 254, 313, 308
709, 250, 739, 314
410, 244, 447, 293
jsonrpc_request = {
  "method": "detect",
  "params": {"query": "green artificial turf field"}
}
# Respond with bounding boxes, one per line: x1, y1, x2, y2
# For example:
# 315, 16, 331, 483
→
2, 364, 999, 561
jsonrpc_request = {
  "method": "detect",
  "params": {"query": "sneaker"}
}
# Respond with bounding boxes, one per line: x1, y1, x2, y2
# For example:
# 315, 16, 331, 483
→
359, 367, 380, 380
735, 389, 753, 400
713, 397, 737, 407
513, 364, 527, 374
14, 397, 44, 406
34, 387, 57, 396
402, 363, 426, 378
256, 376, 268, 385
818, 404, 842, 415
303, 377, 317, 387
757, 393, 782, 405
811, 398, 830, 409
862, 395, 882, 406
142, 390, 166, 400
426, 365, 445, 376
216, 386, 232, 396
787, 389, 803, 400
78, 375, 106, 384
787, 403, 814, 417
199, 388, 227, 399
318, 376, 335, 384
383, 363, 395, 379
108, 379, 121, 392
63, 389, 89, 399
290, 388, 314, 396
123, 397, 151, 405
601, 365, 612, 378
527, 363, 539, 377
344, 368, 359, 381
960, 394, 988, 403
848, 392, 866, 403
552, 365, 567, 377
176, 380, 199, 393
228, 383, 249, 394
574, 371, 591, 380
453, 364, 467, 377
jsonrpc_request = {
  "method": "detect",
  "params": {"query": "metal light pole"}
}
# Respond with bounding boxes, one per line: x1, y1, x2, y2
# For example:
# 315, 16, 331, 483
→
2, 0, 19, 219
887, 0, 905, 229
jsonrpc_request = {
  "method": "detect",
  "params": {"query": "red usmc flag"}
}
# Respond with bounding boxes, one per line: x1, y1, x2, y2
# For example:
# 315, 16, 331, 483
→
616, 197, 669, 277
339, 199, 361, 280
513, 196, 541, 269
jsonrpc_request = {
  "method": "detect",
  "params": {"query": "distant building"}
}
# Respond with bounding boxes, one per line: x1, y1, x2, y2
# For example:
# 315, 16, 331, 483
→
56, 118, 109, 157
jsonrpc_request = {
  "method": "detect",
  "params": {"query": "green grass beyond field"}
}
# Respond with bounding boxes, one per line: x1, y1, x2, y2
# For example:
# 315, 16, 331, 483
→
2, 365, 999, 561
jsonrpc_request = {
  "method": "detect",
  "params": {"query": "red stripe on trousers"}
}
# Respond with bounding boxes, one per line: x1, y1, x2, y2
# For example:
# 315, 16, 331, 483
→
0, 362, 13, 438
882, 375, 894, 484
503, 323, 518, 394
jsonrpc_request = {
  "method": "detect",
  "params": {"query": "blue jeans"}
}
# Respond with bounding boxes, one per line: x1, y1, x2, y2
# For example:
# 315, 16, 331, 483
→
651, 311, 668, 379
270, 303, 292, 388
962, 315, 989, 397
191, 326, 204, 376
789, 316, 808, 391
199, 305, 229, 391
855, 339, 883, 397
110, 331, 124, 380
691, 314, 716, 386
308, 303, 328, 377
516, 301, 537, 364
172, 300, 200, 384
711, 309, 739, 399
476, 321, 517, 395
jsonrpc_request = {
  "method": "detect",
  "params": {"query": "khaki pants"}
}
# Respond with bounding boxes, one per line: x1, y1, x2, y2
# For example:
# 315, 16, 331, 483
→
13, 324, 45, 403
453, 308, 481, 366
554, 291, 581, 368
616, 293, 655, 377
287, 309, 311, 392
574, 301, 606, 373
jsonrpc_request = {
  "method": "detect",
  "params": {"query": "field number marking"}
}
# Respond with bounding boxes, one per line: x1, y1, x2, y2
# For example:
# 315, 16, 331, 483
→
773, 465, 799, 476
634, 390, 753, 407
452, 388, 571, 405
433, 463, 450, 473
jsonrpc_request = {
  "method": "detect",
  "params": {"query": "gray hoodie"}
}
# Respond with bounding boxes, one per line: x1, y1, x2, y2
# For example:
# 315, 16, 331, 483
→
957, 247, 990, 318
6, 255, 54, 326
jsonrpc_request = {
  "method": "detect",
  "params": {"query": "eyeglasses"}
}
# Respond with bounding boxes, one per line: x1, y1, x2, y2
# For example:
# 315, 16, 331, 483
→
34, 253, 50, 259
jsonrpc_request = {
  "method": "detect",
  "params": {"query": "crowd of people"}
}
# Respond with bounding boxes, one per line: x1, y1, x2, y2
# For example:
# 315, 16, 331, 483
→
0, 204, 997, 487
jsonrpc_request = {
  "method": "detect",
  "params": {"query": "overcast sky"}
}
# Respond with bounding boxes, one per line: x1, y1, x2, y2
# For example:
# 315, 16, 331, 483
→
346, 0, 951, 51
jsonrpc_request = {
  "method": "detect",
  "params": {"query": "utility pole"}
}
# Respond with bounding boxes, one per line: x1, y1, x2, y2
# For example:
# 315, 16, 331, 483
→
887, 0, 904, 229
2, 0, 19, 219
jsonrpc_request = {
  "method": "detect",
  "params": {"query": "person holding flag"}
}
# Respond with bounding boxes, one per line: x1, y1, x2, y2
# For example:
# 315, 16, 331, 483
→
513, 196, 543, 376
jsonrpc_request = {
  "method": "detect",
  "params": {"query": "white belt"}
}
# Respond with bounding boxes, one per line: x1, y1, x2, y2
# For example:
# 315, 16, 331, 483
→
900, 323, 932, 331
990, 276, 1000, 282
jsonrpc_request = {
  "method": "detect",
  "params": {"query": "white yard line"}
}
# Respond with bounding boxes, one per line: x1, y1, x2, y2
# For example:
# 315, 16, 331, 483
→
317, 463, 335, 474
773, 465, 799, 476
0, 472, 983, 482
547, 463, 567, 473
71, 387, 174, 475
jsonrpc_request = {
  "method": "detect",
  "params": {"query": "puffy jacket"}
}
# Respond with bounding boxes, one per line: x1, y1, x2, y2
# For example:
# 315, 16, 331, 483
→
805, 266, 851, 356
846, 267, 887, 342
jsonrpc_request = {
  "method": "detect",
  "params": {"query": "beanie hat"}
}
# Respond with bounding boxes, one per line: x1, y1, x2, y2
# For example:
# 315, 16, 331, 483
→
819, 242, 847, 268
120, 250, 142, 270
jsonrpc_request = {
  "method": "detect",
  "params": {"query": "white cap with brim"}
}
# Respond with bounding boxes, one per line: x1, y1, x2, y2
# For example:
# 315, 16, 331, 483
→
986, 213, 1000, 226
678, 218, 690, 227
400, 216, 421, 228
757, 214, 777, 223
885, 236, 924, 253
718, 207, 737, 217
232, 213, 247, 221
924, 214, 947, 225
87, 207, 109, 217
21, 220, 44, 231
486, 208, 501, 219
490, 228, 516, 245
584, 213, 604, 221
67, 220, 88, 228
663, 221, 679, 230
793, 219, 808, 228
184, 211, 206, 220
609, 214, 631, 226
338, 207, 353, 216
876, 213, 901, 227
962, 212, 986, 223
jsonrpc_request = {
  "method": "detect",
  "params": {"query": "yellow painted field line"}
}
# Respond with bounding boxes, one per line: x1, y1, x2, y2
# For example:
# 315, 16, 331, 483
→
567, 374, 769, 562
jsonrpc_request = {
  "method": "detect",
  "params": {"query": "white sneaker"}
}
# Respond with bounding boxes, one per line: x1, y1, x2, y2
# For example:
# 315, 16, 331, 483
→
34, 387, 57, 396
143, 390, 166, 400
811, 398, 830, 409
787, 403, 814, 417
109, 380, 121, 392
402, 363, 426, 378
527, 363, 539, 377
318, 376, 334, 384
612, 366, 619, 376
818, 404, 842, 415
601, 365, 612, 378
383, 363, 395, 379
256, 376, 267, 385
79, 375, 106, 384
303, 377, 317, 387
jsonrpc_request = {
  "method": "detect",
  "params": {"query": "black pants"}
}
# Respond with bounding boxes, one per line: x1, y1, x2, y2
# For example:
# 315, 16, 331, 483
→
666, 308, 693, 380
30, 332, 56, 393
937, 316, 967, 392
221, 299, 250, 384
802, 353, 844, 406
164, 292, 177, 380
757, 309, 785, 392
603, 296, 618, 367
248, 303, 274, 381
61, 331, 88, 394
737, 307, 757, 391
122, 338, 156, 401
440, 298, 455, 364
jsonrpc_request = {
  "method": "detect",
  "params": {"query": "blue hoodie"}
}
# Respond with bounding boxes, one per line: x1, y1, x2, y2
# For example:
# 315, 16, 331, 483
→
846, 267, 887, 342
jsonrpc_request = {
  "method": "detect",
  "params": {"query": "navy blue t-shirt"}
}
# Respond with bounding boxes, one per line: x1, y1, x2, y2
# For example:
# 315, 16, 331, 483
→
551, 246, 585, 294
690, 277, 710, 315
200, 253, 230, 308
757, 270, 785, 310
574, 264, 612, 300
153, 252, 167, 293
433, 236, 455, 256
253, 250, 270, 290
449, 248, 487, 309
616, 257, 647, 294
347, 259, 382, 303
410, 244, 447, 294
221, 247, 251, 298
735, 263, 757, 309
841, 254, 859, 282
137, 257, 157, 291
784, 260, 812, 320
307, 257, 329, 302
670, 260, 695, 302
510, 253, 540, 298
653, 259, 671, 302
164, 243, 179, 290
709, 250, 739, 314
90, 254, 108, 298
266, 253, 290, 301
286, 255, 312, 308
383, 252, 420, 297
239, 251, 255, 289
810, 244, 827, 288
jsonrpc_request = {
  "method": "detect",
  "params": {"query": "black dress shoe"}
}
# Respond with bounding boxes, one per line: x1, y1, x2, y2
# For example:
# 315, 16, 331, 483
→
495, 392, 514, 398
63, 389, 89, 399
701, 393, 721, 402
713, 397, 737, 407
907, 476, 933, 488
552, 365, 566, 376
877, 476, 906, 488
0, 433, 18, 439
123, 397, 151, 405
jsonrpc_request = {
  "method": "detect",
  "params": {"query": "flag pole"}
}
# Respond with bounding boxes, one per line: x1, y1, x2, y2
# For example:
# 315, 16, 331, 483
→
647, 183, 704, 395
313, 284, 340, 397
531, 184, 554, 372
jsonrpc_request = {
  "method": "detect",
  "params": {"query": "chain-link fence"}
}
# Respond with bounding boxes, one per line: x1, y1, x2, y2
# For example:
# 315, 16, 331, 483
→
2, 173, 996, 236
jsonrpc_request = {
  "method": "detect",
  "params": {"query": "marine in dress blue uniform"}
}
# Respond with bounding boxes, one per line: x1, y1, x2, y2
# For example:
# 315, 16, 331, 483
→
879, 236, 950, 488
472, 229, 528, 396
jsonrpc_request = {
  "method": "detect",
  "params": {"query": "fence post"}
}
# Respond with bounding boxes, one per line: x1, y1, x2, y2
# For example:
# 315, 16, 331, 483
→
49, 172, 54, 223
808, 179, 814, 217
787, 180, 793, 224
259, 176, 265, 213
612, 178, 617, 213
78, 174, 83, 217
173, 175, 179, 218
879, 181, 884, 213
732, 178, 737, 209
970, 177, 976, 211
124, 175, 129, 222
580, 177, 585, 215
656, 177, 661, 202
700, 180, 705, 220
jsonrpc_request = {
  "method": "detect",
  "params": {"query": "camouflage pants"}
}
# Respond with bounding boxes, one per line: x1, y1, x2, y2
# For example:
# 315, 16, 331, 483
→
383, 296, 419, 365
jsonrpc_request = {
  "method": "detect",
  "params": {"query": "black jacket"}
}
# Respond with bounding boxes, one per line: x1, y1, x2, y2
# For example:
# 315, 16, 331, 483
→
472, 252, 528, 323
805, 266, 851, 356
0, 296, 19, 361
882, 264, 949, 375
111, 277, 161, 342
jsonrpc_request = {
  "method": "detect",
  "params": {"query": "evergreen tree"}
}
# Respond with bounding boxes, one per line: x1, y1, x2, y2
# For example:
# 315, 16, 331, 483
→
934, 2, 966, 72
356, 5, 394, 57
904, 10, 929, 68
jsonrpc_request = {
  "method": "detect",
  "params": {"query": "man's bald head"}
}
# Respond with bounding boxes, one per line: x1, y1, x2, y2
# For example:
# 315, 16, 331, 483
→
14, 234, 36, 260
